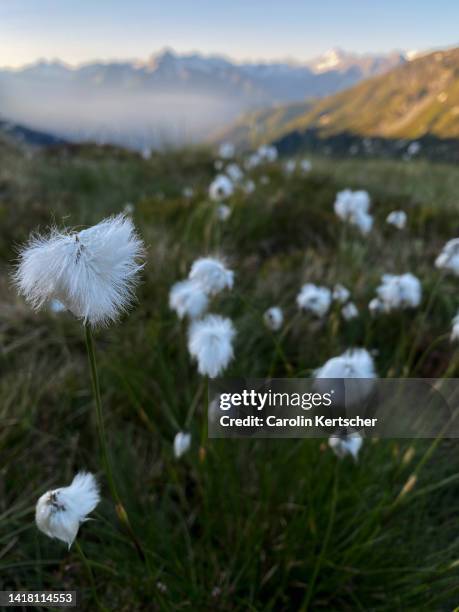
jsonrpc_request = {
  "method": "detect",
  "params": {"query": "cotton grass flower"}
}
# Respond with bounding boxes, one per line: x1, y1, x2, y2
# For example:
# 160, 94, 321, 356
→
296, 284, 332, 318
216, 204, 231, 222
218, 142, 235, 159
189, 257, 234, 296
14, 214, 145, 328
173, 431, 192, 459
284, 159, 297, 175
314, 349, 376, 408
376, 273, 422, 312
369, 297, 385, 315
243, 179, 256, 195
169, 280, 208, 320
263, 306, 283, 331
35, 472, 100, 549
300, 159, 312, 173
188, 314, 236, 378
328, 431, 363, 461
435, 239, 459, 276
257, 144, 277, 162
386, 210, 407, 230
341, 302, 359, 321
332, 284, 350, 304
209, 174, 234, 201
334, 189, 373, 235
225, 163, 244, 183
451, 313, 459, 341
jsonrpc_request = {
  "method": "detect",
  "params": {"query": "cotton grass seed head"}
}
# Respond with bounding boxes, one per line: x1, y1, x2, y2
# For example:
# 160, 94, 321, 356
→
35, 472, 100, 548
173, 431, 192, 459
329, 431, 363, 461
332, 283, 350, 304
216, 204, 231, 222
314, 349, 376, 407
296, 284, 332, 318
334, 189, 373, 235
14, 214, 145, 328
218, 142, 235, 159
451, 312, 459, 342
263, 306, 284, 331
376, 273, 422, 312
188, 314, 236, 378
435, 238, 459, 276
341, 302, 359, 321
189, 257, 234, 296
386, 210, 407, 230
208, 174, 234, 201
169, 279, 208, 320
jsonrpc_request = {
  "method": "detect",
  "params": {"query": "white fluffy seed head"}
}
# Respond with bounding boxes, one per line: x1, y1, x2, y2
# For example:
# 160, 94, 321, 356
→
300, 159, 312, 173
225, 163, 244, 183
332, 284, 351, 304
216, 204, 231, 222
329, 431, 363, 461
314, 348, 377, 407
35, 472, 100, 548
208, 174, 234, 201
169, 279, 209, 320
189, 257, 234, 296
296, 284, 332, 318
173, 431, 192, 459
263, 306, 284, 331
334, 189, 373, 235
451, 312, 459, 342
341, 302, 359, 321
218, 142, 235, 159
188, 314, 236, 378
386, 210, 407, 230
376, 273, 422, 312
435, 239, 459, 276
14, 214, 145, 328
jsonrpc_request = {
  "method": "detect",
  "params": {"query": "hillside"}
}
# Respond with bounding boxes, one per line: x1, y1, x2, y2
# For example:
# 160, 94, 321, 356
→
0, 48, 404, 149
218, 46, 459, 149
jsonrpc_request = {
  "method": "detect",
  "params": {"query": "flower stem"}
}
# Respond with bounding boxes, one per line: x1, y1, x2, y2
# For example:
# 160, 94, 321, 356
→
84, 324, 146, 563
74, 540, 107, 612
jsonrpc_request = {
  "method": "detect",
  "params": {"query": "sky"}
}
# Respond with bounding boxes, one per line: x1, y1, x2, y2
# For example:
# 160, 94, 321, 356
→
1, 0, 459, 68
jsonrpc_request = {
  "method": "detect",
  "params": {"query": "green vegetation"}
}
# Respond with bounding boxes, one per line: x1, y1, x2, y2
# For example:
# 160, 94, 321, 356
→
2, 140, 459, 610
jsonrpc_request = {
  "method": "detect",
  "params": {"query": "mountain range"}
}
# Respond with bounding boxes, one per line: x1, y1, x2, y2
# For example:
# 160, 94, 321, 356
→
218, 46, 459, 152
0, 48, 405, 149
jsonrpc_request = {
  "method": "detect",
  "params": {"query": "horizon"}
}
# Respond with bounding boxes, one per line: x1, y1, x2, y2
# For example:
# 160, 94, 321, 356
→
2, 0, 459, 68
0, 43, 453, 72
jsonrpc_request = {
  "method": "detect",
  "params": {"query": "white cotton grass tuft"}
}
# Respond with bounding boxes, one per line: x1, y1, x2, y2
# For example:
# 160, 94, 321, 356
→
314, 348, 377, 407
296, 284, 332, 318
14, 214, 145, 328
263, 306, 284, 331
435, 239, 459, 276
182, 187, 194, 199
284, 159, 297, 175
341, 302, 359, 321
173, 431, 192, 459
208, 174, 234, 201
386, 210, 407, 230
169, 280, 208, 320
328, 431, 363, 461
375, 273, 422, 312
188, 314, 236, 378
225, 163, 244, 183
332, 284, 351, 304
334, 189, 373, 235
35, 472, 100, 548
243, 179, 256, 195
218, 142, 235, 159
216, 204, 231, 222
451, 312, 459, 342
369, 297, 385, 315
189, 257, 234, 296
300, 159, 312, 173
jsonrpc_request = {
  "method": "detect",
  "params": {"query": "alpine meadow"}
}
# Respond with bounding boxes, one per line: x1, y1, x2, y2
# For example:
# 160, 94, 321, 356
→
4, 2, 459, 608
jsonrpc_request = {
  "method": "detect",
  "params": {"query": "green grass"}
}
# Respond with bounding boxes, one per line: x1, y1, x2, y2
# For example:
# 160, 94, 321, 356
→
1, 143, 459, 610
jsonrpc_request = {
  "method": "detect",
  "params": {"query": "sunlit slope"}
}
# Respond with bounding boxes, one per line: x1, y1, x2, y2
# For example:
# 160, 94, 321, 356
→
219, 47, 459, 147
